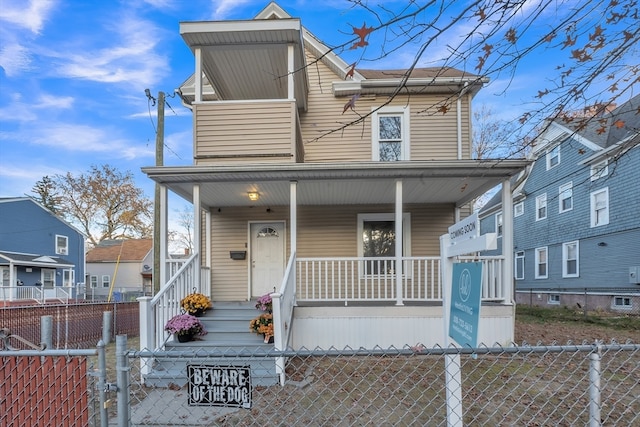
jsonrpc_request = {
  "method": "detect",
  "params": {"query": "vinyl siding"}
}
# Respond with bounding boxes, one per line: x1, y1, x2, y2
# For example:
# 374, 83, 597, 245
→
298, 50, 471, 162
194, 100, 297, 165
206, 203, 455, 300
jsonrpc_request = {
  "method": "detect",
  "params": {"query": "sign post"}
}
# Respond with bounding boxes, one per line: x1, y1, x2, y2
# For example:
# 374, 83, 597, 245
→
440, 212, 496, 427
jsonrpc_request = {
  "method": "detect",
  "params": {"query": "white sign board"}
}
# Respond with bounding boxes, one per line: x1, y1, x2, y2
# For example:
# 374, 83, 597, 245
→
448, 212, 479, 245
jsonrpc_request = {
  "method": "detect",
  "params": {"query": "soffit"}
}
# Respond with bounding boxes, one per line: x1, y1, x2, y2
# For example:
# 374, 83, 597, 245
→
180, 20, 307, 109
142, 161, 529, 208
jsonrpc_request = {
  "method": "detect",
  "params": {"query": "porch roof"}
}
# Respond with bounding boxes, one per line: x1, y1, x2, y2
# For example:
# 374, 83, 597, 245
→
0, 251, 74, 268
142, 160, 529, 208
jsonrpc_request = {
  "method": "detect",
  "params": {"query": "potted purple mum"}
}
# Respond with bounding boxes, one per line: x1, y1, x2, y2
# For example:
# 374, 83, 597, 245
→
164, 314, 207, 342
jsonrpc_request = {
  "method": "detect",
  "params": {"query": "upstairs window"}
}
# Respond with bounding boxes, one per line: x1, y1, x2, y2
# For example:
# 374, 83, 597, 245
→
90, 276, 98, 288
536, 194, 547, 221
514, 202, 524, 217
590, 160, 608, 181
590, 188, 609, 227
372, 107, 410, 161
102, 275, 110, 288
496, 212, 503, 237
559, 182, 573, 213
546, 145, 560, 169
56, 235, 69, 255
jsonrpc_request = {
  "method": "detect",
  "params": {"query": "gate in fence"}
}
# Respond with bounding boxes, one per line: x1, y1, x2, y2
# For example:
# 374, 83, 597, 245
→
2, 335, 639, 426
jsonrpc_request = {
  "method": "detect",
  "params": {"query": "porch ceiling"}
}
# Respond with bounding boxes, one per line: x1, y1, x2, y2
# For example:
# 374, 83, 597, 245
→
142, 160, 529, 208
180, 19, 308, 109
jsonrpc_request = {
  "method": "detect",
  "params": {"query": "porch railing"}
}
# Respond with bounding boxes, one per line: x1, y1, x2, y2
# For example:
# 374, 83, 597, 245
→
0, 285, 71, 304
271, 251, 296, 385
296, 256, 506, 305
139, 253, 202, 351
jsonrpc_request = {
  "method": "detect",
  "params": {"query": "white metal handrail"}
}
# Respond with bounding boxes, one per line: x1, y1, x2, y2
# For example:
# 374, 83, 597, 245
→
272, 251, 296, 385
147, 253, 199, 349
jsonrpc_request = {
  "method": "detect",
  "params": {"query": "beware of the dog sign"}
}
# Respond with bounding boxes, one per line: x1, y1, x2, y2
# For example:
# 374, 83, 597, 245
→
187, 365, 252, 408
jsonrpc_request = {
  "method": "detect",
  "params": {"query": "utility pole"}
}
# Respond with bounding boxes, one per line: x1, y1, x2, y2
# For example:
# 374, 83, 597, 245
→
153, 91, 165, 294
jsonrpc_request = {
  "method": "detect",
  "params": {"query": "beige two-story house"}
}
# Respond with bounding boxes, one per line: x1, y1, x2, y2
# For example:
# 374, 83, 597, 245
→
140, 2, 527, 356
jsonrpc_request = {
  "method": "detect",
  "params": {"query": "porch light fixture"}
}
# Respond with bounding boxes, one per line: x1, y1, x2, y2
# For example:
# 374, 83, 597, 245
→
247, 192, 260, 201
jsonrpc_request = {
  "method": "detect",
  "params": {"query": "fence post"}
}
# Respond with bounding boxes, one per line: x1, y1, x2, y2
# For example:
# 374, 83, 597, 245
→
137, 296, 154, 380
102, 311, 112, 345
97, 340, 108, 427
589, 350, 602, 427
116, 335, 130, 427
40, 315, 53, 350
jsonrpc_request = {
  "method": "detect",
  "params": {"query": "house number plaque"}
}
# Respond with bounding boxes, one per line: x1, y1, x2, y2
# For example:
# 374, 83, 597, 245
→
187, 364, 252, 408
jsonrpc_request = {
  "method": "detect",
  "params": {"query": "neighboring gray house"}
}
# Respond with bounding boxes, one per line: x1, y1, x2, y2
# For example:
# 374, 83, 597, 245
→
85, 239, 153, 301
480, 95, 640, 312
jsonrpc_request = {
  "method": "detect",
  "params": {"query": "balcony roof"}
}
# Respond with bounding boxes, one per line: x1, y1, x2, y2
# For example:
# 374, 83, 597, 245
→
180, 18, 308, 109
142, 160, 529, 209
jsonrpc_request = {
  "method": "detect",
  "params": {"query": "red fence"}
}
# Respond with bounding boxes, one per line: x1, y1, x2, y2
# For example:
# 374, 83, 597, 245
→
1, 355, 89, 426
0, 302, 139, 349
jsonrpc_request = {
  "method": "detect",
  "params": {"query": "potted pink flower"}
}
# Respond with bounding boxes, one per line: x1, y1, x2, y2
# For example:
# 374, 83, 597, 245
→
164, 314, 207, 342
255, 293, 273, 312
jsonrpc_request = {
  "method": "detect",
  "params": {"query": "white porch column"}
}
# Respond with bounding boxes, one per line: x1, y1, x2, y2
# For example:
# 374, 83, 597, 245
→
205, 210, 211, 269
193, 184, 201, 291
290, 181, 297, 254
159, 184, 168, 288
194, 47, 202, 103
395, 179, 404, 306
287, 44, 294, 100
501, 178, 514, 304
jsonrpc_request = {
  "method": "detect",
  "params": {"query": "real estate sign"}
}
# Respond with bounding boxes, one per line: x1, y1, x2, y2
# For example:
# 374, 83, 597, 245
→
449, 262, 483, 347
187, 364, 252, 408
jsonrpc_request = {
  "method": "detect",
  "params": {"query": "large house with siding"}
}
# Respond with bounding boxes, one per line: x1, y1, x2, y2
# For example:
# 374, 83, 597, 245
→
0, 197, 86, 305
139, 2, 527, 372
480, 95, 640, 312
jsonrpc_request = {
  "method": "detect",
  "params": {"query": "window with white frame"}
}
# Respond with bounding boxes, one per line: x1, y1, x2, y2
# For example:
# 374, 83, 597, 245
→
90, 275, 98, 288
102, 275, 110, 288
590, 159, 608, 181
496, 212, 503, 237
42, 269, 55, 289
562, 241, 579, 277
371, 107, 410, 161
546, 145, 560, 169
612, 296, 632, 309
357, 213, 411, 275
590, 188, 609, 227
535, 247, 548, 279
515, 251, 525, 280
559, 182, 573, 213
62, 269, 74, 287
514, 202, 524, 217
548, 294, 560, 304
536, 194, 547, 221
55, 234, 68, 255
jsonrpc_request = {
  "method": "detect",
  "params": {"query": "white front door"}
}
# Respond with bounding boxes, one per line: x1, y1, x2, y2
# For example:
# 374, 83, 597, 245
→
250, 222, 285, 298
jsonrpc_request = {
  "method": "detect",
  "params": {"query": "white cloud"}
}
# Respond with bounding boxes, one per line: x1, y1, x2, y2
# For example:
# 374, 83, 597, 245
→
0, 0, 56, 34
0, 43, 33, 76
52, 16, 169, 87
211, 0, 255, 19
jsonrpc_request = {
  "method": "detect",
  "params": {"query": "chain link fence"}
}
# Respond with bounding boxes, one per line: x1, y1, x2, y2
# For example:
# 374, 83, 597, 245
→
110, 339, 640, 426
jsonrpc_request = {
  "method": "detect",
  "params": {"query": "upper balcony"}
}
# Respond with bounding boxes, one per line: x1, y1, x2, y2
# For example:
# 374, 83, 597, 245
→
193, 100, 304, 165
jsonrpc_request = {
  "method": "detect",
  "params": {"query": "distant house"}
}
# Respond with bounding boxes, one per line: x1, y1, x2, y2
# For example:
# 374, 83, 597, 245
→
480, 95, 640, 312
0, 197, 86, 304
86, 239, 153, 301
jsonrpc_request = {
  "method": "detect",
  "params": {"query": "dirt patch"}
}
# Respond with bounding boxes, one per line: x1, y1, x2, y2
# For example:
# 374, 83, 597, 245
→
516, 320, 640, 344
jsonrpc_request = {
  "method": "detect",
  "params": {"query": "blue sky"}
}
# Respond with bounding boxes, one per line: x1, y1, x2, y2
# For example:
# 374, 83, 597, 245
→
0, 0, 636, 205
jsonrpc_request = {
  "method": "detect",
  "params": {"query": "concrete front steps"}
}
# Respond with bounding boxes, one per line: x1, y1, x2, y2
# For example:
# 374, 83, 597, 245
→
143, 301, 278, 387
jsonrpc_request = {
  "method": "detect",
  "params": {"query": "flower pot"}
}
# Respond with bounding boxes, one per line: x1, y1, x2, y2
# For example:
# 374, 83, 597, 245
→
263, 335, 274, 344
176, 332, 195, 343
193, 309, 206, 317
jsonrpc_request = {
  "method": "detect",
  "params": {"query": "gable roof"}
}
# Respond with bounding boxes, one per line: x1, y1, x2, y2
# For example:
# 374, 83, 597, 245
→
177, 2, 486, 107
0, 197, 87, 237
86, 239, 152, 263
